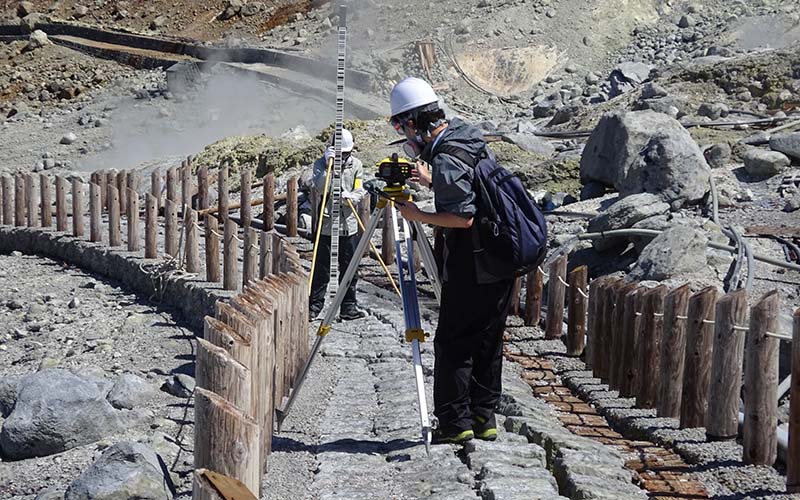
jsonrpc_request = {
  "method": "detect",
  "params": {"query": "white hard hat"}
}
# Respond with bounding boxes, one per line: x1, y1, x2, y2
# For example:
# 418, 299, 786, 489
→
390, 77, 439, 117
330, 128, 354, 152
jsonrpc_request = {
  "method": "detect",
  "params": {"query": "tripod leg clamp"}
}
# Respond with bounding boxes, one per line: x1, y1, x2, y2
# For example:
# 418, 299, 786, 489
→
318, 325, 332, 337
405, 328, 427, 343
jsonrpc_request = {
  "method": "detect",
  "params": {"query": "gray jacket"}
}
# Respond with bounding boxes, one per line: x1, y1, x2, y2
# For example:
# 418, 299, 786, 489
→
312, 155, 366, 236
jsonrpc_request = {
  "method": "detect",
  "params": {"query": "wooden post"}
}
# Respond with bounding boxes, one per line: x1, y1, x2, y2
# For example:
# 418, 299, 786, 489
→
25, 174, 37, 227
117, 170, 127, 216
1, 176, 11, 225
635, 285, 667, 409
509, 277, 522, 317
358, 196, 370, 257
707, 289, 748, 440
743, 290, 779, 465
14, 175, 25, 227
181, 162, 191, 212
680, 286, 718, 429
218, 164, 229, 223
127, 189, 139, 252
97, 170, 107, 210
260, 231, 273, 278
241, 170, 252, 230
108, 186, 121, 247
594, 279, 621, 380
151, 170, 161, 213
382, 209, 395, 263
609, 282, 638, 390
619, 287, 643, 398
89, 183, 101, 243
127, 170, 139, 194
193, 388, 260, 495
72, 179, 84, 238
584, 277, 604, 370
787, 308, 800, 492
243, 227, 257, 287
657, 284, 691, 418
198, 165, 209, 210
145, 193, 157, 258
105, 171, 116, 212
40, 175, 51, 228
185, 207, 199, 273
165, 199, 178, 258
525, 268, 544, 326
286, 175, 298, 237
206, 215, 221, 283
196, 338, 252, 421
566, 266, 588, 357
167, 167, 178, 203
263, 172, 275, 230
224, 219, 240, 291
545, 255, 568, 340
55, 176, 67, 231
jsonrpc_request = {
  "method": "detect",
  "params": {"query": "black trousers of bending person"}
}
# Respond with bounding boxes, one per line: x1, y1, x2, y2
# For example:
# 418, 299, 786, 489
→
433, 228, 513, 435
310, 233, 360, 310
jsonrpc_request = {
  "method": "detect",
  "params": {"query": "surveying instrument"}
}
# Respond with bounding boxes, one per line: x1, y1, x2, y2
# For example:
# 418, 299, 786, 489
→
276, 153, 442, 454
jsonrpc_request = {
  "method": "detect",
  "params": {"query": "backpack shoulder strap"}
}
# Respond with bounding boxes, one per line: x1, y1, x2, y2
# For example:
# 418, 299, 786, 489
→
432, 143, 479, 169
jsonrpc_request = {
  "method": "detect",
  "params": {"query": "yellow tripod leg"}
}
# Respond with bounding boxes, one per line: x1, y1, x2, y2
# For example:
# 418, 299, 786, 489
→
308, 157, 334, 296
346, 198, 401, 297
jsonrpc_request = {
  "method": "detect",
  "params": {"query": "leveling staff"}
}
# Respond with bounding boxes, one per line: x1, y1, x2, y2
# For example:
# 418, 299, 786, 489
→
390, 77, 514, 444
309, 129, 367, 321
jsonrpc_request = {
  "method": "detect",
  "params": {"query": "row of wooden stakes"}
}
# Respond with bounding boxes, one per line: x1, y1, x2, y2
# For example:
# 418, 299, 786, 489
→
534, 254, 800, 489
193, 234, 309, 499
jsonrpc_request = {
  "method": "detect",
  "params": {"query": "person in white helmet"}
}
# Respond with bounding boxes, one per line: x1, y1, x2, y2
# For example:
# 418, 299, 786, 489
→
390, 77, 514, 445
309, 128, 367, 320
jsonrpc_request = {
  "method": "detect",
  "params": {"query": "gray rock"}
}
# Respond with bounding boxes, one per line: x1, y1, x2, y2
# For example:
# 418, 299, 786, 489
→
64, 442, 174, 500
609, 62, 652, 97
678, 14, 696, 28
588, 193, 670, 251
548, 105, 578, 126
149, 15, 167, 29
34, 489, 64, 500
74, 5, 89, 18
742, 149, 790, 179
60, 132, 77, 145
580, 182, 607, 200
505, 133, 556, 156
241, 2, 265, 16
0, 369, 127, 459
703, 143, 731, 168
641, 82, 668, 99
26, 30, 50, 51
0, 376, 21, 418
17, 1, 35, 17
630, 226, 708, 281
162, 374, 194, 398
455, 20, 472, 35
580, 111, 710, 206
698, 102, 729, 120
785, 192, 800, 213
769, 132, 800, 160
107, 374, 156, 410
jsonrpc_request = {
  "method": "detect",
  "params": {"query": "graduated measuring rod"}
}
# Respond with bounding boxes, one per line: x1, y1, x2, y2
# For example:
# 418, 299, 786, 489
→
276, 186, 441, 454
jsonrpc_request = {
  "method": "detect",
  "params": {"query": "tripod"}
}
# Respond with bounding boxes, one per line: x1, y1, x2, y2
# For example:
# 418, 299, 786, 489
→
276, 184, 441, 454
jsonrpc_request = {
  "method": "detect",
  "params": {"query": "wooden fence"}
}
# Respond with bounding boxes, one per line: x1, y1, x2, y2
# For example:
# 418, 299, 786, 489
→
193, 233, 308, 499
509, 254, 800, 489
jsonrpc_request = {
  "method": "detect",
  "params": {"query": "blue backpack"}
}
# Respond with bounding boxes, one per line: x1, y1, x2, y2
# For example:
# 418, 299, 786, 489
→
434, 144, 548, 284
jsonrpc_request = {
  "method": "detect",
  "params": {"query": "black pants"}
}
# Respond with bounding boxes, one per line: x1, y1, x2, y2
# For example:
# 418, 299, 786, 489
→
310, 233, 360, 310
433, 229, 513, 434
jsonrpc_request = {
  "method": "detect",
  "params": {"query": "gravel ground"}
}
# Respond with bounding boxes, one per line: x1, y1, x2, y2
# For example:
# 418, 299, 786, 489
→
0, 253, 197, 499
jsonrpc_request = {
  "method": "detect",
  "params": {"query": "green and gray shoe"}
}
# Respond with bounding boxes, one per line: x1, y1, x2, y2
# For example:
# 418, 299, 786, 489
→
431, 428, 474, 445
473, 414, 497, 441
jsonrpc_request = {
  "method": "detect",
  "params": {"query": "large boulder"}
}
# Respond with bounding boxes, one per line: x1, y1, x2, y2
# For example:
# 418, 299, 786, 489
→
580, 110, 710, 206
0, 369, 127, 460
769, 132, 800, 161
742, 148, 790, 179
65, 442, 174, 500
587, 193, 670, 251
629, 226, 708, 281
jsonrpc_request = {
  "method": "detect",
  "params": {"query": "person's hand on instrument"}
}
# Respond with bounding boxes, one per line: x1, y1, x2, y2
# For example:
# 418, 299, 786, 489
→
323, 146, 335, 162
410, 160, 432, 188
397, 200, 423, 222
